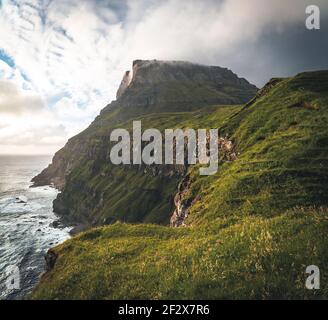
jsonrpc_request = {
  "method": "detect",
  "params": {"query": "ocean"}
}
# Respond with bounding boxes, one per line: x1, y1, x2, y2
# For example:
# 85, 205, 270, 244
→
0, 155, 71, 300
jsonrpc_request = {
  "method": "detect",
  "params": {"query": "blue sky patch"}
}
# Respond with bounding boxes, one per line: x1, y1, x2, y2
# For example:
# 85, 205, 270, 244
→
47, 92, 72, 107
0, 49, 15, 68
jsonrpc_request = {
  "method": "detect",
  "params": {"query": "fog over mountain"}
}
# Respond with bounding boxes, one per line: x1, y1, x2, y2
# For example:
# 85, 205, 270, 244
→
0, 0, 327, 154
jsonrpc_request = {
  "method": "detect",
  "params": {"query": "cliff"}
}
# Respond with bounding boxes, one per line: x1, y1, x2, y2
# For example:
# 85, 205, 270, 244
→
32, 60, 258, 227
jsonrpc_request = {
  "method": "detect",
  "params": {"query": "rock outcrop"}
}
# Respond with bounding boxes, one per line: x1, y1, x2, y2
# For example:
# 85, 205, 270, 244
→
170, 136, 238, 227
45, 249, 58, 272
116, 70, 133, 99
170, 174, 192, 227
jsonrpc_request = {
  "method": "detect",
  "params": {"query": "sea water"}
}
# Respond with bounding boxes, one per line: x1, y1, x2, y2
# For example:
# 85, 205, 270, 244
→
0, 155, 71, 300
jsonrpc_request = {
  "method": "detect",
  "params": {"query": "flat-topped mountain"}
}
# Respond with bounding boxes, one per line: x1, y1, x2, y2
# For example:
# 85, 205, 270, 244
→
100, 60, 258, 118
32, 60, 257, 226
116, 59, 257, 102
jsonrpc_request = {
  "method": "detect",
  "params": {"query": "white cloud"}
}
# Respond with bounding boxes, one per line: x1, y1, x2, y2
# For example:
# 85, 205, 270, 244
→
0, 79, 44, 114
0, 0, 327, 154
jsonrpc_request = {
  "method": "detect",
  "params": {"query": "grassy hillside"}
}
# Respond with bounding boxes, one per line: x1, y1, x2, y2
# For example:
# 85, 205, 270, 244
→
184, 71, 328, 226
32, 71, 328, 299
52, 105, 242, 226
32, 208, 328, 300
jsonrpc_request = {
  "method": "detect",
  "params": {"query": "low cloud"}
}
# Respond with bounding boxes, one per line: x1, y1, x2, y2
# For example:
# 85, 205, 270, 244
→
126, 0, 328, 85
0, 111, 68, 154
0, 80, 44, 115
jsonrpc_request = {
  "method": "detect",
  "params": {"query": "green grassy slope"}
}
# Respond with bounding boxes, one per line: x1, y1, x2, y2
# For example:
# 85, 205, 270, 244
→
32, 208, 328, 300
184, 71, 328, 226
53, 105, 241, 226
32, 71, 328, 299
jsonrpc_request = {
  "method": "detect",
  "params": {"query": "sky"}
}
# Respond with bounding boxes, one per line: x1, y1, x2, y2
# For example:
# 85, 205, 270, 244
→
0, 0, 327, 155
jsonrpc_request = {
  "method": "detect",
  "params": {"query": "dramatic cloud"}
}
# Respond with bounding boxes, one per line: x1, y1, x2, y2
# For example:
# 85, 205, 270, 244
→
0, 0, 327, 154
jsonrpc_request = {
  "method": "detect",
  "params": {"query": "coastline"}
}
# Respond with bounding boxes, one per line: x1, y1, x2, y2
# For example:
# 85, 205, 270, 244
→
0, 155, 72, 300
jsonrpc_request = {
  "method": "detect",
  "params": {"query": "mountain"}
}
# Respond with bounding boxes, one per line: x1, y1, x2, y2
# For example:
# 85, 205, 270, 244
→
112, 60, 258, 110
32, 60, 258, 228
31, 65, 328, 299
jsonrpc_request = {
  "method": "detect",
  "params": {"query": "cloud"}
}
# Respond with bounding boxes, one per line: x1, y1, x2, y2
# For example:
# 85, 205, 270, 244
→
125, 0, 328, 83
0, 108, 68, 154
0, 0, 327, 154
2, 0, 327, 97
0, 79, 44, 115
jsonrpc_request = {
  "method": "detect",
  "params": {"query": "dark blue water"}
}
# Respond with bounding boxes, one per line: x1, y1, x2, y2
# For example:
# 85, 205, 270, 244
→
0, 155, 71, 300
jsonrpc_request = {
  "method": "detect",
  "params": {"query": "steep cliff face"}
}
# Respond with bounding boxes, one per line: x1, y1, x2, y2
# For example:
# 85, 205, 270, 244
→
116, 70, 132, 99
32, 60, 257, 227
32, 137, 86, 190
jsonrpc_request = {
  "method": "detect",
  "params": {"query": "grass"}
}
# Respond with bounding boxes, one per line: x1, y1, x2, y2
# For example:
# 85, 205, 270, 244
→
32, 207, 328, 299
183, 71, 328, 225
31, 71, 328, 299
